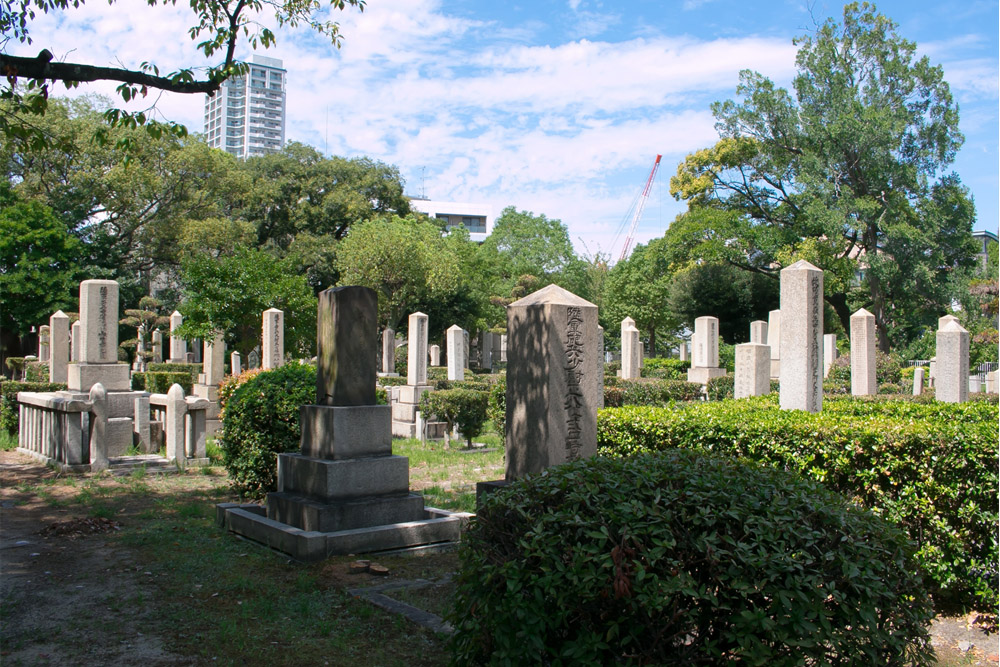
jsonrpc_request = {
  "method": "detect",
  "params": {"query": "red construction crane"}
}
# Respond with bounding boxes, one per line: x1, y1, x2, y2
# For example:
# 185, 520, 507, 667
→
616, 154, 662, 262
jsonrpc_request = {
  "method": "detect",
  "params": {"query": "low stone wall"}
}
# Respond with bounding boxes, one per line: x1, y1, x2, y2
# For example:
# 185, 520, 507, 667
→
17, 391, 93, 471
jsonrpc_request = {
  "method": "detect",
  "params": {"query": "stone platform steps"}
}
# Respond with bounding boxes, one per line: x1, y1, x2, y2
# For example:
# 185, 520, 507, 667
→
106, 454, 180, 475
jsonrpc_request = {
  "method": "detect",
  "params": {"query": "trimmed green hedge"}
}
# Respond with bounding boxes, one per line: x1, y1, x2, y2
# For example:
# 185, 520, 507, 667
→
132, 371, 194, 395
420, 388, 488, 448
146, 362, 201, 386
640, 357, 690, 380
0, 380, 67, 434
450, 451, 933, 664
597, 395, 999, 614
603, 378, 703, 407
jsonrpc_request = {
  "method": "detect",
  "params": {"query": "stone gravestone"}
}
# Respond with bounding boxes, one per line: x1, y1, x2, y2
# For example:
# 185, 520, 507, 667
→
750, 320, 768, 345
734, 343, 770, 399
767, 309, 781, 378
779, 261, 823, 413
499, 334, 508, 363
191, 338, 202, 363
503, 285, 600, 481
429, 344, 441, 367
463, 329, 470, 369
985, 370, 997, 394
406, 312, 428, 387
248, 348, 260, 369
687, 316, 726, 385
49, 311, 70, 384
262, 308, 284, 370
679, 341, 688, 362
936, 319, 969, 403
850, 308, 876, 396
38, 325, 50, 362
481, 331, 493, 371
621, 317, 641, 380
823, 334, 838, 378
68, 280, 131, 392
381, 328, 397, 376
231, 351, 242, 375
392, 312, 443, 438
447, 325, 465, 382
169, 311, 186, 363
912, 367, 925, 396
71, 320, 82, 362
928, 357, 936, 388
151, 329, 163, 363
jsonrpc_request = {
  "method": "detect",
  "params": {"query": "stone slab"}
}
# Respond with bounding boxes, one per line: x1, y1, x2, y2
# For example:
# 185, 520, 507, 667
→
106, 417, 136, 457
299, 404, 391, 460
392, 421, 418, 439
397, 385, 433, 405
67, 363, 131, 392
277, 453, 411, 502
392, 402, 418, 423
686, 366, 727, 385
267, 491, 427, 533
317, 286, 377, 406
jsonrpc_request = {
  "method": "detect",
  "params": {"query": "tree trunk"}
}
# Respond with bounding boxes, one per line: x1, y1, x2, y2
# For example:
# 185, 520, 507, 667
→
825, 292, 852, 339
647, 327, 657, 358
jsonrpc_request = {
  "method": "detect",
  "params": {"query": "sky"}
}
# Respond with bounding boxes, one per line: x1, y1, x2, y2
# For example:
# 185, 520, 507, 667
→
12, 0, 999, 259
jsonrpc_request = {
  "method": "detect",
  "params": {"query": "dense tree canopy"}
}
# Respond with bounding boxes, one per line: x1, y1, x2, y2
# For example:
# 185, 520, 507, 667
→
669, 2, 977, 351
602, 239, 678, 356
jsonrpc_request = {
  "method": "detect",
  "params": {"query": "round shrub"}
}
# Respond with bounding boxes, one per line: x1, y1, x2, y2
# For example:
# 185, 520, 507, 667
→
220, 363, 315, 499
450, 452, 934, 665
420, 388, 488, 448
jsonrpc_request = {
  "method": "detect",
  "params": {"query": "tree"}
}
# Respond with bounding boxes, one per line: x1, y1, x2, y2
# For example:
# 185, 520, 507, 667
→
0, 182, 84, 358
175, 245, 317, 358
669, 3, 977, 351
1, 0, 363, 145
602, 239, 679, 356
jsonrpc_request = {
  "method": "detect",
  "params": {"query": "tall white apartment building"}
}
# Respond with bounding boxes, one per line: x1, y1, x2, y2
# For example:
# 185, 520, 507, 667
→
204, 55, 286, 159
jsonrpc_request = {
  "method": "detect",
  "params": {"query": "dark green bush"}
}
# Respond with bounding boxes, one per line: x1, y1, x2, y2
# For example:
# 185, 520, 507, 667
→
394, 344, 408, 376
878, 382, 903, 395
487, 374, 505, 436
603, 378, 702, 407
639, 357, 690, 380
220, 364, 315, 499
420, 388, 488, 448
0, 380, 68, 434
597, 396, 999, 614
132, 371, 194, 395
450, 451, 934, 665
377, 375, 408, 387
604, 360, 621, 376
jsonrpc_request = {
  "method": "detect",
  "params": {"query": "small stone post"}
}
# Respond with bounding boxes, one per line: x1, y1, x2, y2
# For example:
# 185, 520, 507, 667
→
262, 308, 284, 370
382, 328, 396, 375
481, 331, 493, 370
134, 393, 151, 452
169, 311, 186, 363
151, 329, 163, 363
823, 334, 838, 378
203, 334, 225, 386
735, 343, 770, 399
750, 320, 768, 345
936, 320, 969, 403
779, 261, 823, 413
767, 309, 781, 378
49, 311, 70, 383
850, 308, 876, 396
38, 325, 50, 362
165, 383, 188, 467
621, 317, 640, 380
71, 321, 82, 362
912, 367, 925, 396
89, 382, 109, 471
446, 325, 465, 381
406, 312, 429, 386
679, 341, 688, 362
429, 344, 441, 367
231, 351, 242, 375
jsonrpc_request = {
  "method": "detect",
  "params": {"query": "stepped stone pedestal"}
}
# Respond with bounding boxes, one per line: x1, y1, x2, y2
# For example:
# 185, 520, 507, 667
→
219, 286, 467, 561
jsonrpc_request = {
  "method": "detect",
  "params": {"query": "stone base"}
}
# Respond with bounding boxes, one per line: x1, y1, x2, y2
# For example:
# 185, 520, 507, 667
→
397, 385, 433, 405
770, 360, 781, 379
277, 453, 411, 501
267, 491, 427, 533
107, 417, 136, 457
300, 404, 391, 460
67, 363, 131, 392
476, 479, 510, 508
377, 372, 400, 378
391, 419, 447, 440
193, 384, 219, 403
217, 503, 469, 562
687, 367, 727, 385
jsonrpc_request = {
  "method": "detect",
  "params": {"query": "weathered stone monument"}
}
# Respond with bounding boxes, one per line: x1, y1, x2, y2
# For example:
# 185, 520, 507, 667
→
218, 286, 466, 560
231, 351, 241, 375
151, 329, 163, 363
823, 334, 838, 378
750, 320, 768, 345
169, 311, 186, 363
779, 261, 823, 413
71, 321, 82, 362
38, 325, 50, 363
194, 333, 226, 435
391, 312, 443, 439
380, 328, 397, 376
429, 344, 441, 367
49, 311, 70, 384
502, 285, 601, 481
912, 367, 925, 396
687, 316, 726, 385
480, 331, 493, 370
986, 370, 997, 394
679, 341, 688, 362
262, 308, 284, 370
446, 325, 465, 382
767, 309, 781, 379
850, 308, 876, 396
936, 319, 969, 403
499, 334, 508, 363
928, 357, 937, 387
621, 317, 641, 380
69, 280, 131, 392
734, 343, 770, 399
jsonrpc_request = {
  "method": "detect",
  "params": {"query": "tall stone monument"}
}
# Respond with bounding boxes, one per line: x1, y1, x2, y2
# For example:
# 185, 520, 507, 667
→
406, 312, 428, 387
936, 319, 969, 403
480, 331, 493, 371
779, 260, 823, 413
68, 280, 130, 392
504, 285, 601, 480
49, 311, 70, 384
823, 334, 838, 378
850, 308, 876, 396
262, 308, 284, 370
621, 317, 641, 380
169, 311, 186, 363
71, 321, 82, 362
767, 309, 781, 379
679, 341, 688, 362
392, 312, 443, 438
734, 343, 770, 399
151, 329, 163, 363
381, 328, 397, 376
750, 320, 768, 345
447, 325, 465, 382
231, 351, 241, 375
687, 316, 726, 385
194, 333, 226, 435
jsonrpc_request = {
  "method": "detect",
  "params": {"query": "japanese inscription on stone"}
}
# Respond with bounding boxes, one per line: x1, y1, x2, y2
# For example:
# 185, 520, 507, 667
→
564, 306, 585, 461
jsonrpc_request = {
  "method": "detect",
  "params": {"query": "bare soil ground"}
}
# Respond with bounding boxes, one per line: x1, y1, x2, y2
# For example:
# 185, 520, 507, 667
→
1, 449, 996, 665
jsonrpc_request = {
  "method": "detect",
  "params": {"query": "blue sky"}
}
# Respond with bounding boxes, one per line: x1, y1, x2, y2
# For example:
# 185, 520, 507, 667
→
16, 0, 999, 258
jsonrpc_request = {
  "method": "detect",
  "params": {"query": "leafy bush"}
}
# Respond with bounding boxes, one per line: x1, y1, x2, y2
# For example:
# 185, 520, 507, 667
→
827, 350, 902, 385
217, 368, 264, 414
878, 382, 903, 395
394, 344, 408, 376
147, 362, 201, 387
419, 388, 488, 448
718, 341, 736, 372
971, 328, 999, 366
132, 371, 194, 395
706, 374, 779, 400
24, 361, 49, 382
0, 380, 67, 434
4, 357, 25, 379
487, 374, 506, 436
603, 379, 703, 407
597, 396, 998, 614
640, 357, 690, 380
604, 360, 621, 376
377, 375, 408, 387
219, 364, 315, 499
450, 451, 933, 665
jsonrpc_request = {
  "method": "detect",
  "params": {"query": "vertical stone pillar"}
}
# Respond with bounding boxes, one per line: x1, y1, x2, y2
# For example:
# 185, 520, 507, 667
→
165, 383, 188, 467
985, 370, 997, 394
429, 345, 441, 367
936, 320, 969, 403
938, 314, 960, 329
316, 287, 377, 406
169, 311, 186, 363
912, 368, 925, 396
89, 382, 109, 471
679, 341, 688, 362
735, 343, 771, 399
71, 321, 82, 362
69, 280, 129, 392
505, 285, 600, 481
621, 318, 640, 380
823, 334, 838, 378
49, 311, 70, 383
38, 325, 50, 362
928, 357, 937, 387
767, 309, 781, 378
382, 328, 396, 374
447, 325, 465, 382
779, 260, 823, 413
750, 320, 768, 345
134, 394, 150, 452
639, 342, 644, 369
191, 339, 202, 363
406, 312, 428, 386
231, 351, 242, 375
186, 405, 207, 459
687, 316, 725, 385
597, 325, 605, 409
850, 308, 876, 396
500, 334, 508, 363
262, 308, 284, 370
151, 329, 162, 363
203, 333, 225, 386
463, 330, 470, 370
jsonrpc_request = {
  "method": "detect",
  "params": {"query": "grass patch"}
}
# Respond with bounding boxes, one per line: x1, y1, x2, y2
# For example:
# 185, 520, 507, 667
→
394, 431, 504, 512
0, 429, 17, 451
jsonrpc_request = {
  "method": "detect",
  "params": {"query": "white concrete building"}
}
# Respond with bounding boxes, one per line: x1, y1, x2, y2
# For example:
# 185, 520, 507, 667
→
204, 55, 286, 159
409, 199, 493, 243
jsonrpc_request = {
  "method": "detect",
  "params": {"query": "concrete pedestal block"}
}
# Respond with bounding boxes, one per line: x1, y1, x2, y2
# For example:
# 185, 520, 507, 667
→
299, 404, 391, 460
68, 363, 131, 392
397, 385, 433, 405
770, 360, 781, 379
686, 367, 727, 385
277, 453, 411, 502
193, 384, 220, 402
267, 491, 427, 533
392, 420, 418, 439
106, 418, 135, 457
392, 402, 419, 422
